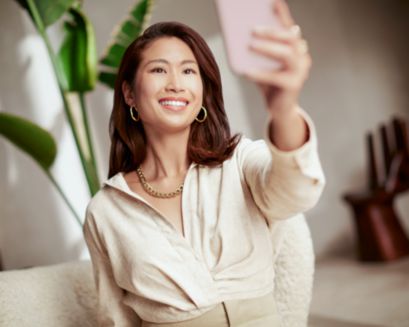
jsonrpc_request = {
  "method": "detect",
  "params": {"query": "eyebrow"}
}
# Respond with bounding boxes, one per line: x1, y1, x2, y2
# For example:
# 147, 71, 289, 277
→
143, 59, 198, 68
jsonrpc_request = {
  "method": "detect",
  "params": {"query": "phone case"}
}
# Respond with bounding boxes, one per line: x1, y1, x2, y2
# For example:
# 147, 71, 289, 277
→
214, 0, 283, 75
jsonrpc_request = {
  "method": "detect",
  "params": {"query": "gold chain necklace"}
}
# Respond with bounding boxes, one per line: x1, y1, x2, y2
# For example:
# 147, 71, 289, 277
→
136, 166, 184, 199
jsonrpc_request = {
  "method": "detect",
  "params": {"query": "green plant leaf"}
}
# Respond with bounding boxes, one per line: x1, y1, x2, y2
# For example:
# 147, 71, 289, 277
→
100, 43, 128, 69
57, 7, 97, 92
99, 0, 154, 89
14, 0, 76, 28
0, 112, 57, 170
98, 72, 117, 89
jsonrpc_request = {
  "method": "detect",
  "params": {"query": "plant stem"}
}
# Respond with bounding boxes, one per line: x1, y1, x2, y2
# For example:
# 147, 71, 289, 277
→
26, 0, 99, 196
44, 170, 82, 227
79, 92, 99, 182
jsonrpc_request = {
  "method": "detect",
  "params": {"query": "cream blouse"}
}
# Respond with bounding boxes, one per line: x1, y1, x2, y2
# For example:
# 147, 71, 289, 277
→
83, 108, 325, 326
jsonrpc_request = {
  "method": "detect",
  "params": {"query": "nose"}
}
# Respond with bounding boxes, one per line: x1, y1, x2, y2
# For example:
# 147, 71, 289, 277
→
165, 71, 184, 93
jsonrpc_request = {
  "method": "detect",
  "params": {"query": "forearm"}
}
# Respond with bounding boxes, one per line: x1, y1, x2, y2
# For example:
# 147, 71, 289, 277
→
268, 107, 309, 152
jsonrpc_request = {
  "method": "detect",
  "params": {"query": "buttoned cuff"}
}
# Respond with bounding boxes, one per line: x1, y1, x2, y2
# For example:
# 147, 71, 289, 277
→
264, 107, 325, 184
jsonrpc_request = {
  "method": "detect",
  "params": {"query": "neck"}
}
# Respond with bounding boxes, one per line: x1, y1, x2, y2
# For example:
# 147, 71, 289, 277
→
141, 128, 191, 180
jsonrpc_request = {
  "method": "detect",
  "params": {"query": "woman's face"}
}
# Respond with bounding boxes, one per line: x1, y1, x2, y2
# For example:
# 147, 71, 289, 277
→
125, 37, 204, 135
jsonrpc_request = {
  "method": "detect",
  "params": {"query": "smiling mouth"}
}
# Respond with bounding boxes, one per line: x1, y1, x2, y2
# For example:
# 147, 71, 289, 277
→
159, 100, 189, 111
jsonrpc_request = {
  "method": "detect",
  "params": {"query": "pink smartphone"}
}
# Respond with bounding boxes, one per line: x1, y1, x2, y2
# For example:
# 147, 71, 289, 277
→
214, 0, 284, 75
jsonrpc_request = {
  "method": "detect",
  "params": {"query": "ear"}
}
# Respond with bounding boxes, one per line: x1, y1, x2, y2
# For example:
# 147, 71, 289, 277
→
122, 81, 135, 107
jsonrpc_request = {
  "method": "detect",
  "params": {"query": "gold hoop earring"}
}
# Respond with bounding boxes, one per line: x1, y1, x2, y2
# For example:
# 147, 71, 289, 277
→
130, 106, 140, 122
195, 106, 207, 123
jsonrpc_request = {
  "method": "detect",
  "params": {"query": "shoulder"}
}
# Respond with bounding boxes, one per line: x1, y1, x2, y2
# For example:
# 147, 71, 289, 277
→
236, 136, 267, 151
85, 189, 105, 214
83, 187, 108, 226
84, 174, 123, 225
232, 135, 270, 165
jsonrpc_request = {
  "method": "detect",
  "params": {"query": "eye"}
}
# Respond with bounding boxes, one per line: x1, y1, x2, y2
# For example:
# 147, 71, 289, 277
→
150, 67, 166, 73
183, 68, 197, 74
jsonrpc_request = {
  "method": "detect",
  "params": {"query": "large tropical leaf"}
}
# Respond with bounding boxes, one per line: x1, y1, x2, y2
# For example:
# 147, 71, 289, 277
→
57, 7, 97, 92
15, 0, 76, 28
0, 112, 57, 170
99, 0, 154, 89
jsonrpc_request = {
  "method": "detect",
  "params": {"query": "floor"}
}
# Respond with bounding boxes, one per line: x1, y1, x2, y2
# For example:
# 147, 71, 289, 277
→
309, 315, 384, 327
308, 255, 409, 327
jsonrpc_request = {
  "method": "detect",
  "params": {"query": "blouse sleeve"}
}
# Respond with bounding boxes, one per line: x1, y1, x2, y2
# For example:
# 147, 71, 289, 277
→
83, 210, 142, 327
237, 107, 326, 225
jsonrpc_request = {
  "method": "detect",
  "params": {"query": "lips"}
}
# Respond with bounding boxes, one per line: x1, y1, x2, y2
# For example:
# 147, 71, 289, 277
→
159, 97, 189, 111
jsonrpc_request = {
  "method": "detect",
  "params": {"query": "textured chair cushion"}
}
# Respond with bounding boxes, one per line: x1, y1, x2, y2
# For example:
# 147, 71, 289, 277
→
0, 260, 97, 327
272, 213, 315, 327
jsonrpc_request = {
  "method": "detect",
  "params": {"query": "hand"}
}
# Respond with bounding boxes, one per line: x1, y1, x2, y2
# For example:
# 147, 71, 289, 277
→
245, 0, 311, 119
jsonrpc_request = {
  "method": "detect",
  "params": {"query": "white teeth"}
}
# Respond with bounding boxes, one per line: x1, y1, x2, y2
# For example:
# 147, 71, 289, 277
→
160, 100, 187, 107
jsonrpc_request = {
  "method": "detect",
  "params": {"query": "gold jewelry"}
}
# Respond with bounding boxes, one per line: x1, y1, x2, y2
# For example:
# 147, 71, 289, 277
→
130, 106, 140, 122
290, 24, 302, 37
298, 39, 309, 55
136, 166, 184, 198
195, 106, 208, 123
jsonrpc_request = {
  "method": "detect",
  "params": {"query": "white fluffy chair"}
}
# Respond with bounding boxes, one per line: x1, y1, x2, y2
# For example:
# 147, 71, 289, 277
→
0, 214, 313, 327
0, 260, 98, 326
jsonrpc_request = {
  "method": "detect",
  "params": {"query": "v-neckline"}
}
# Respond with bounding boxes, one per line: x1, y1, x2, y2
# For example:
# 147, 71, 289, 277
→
108, 163, 197, 241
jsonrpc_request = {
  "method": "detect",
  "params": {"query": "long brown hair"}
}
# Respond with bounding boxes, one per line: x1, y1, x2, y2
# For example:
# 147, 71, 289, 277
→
108, 21, 241, 178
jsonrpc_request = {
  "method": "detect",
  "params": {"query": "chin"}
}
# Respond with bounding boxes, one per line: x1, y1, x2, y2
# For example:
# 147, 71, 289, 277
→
157, 121, 193, 134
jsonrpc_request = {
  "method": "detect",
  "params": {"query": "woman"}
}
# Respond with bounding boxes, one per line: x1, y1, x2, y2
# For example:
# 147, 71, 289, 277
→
83, 1, 325, 326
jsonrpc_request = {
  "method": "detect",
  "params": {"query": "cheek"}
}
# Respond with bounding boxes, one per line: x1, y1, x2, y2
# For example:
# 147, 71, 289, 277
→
191, 79, 204, 101
135, 78, 161, 104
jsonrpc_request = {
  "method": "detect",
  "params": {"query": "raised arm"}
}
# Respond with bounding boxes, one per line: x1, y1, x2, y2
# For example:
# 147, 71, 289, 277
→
238, 107, 325, 225
238, 0, 326, 223
246, 0, 313, 152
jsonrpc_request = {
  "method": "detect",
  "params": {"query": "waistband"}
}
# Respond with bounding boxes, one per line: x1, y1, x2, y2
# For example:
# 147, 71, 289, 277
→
141, 292, 281, 327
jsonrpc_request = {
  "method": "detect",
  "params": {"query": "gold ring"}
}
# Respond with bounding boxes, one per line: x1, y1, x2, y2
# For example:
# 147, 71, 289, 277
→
298, 39, 309, 55
290, 24, 302, 37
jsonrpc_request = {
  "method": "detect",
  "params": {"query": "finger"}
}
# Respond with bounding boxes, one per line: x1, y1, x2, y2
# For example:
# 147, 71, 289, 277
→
249, 40, 298, 69
251, 30, 310, 60
245, 70, 296, 90
245, 56, 311, 87
274, 0, 296, 28
296, 39, 309, 56
252, 25, 301, 43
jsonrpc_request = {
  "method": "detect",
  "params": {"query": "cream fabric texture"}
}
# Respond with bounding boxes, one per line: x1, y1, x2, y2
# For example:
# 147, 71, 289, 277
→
0, 261, 98, 327
0, 227, 312, 327
83, 109, 325, 326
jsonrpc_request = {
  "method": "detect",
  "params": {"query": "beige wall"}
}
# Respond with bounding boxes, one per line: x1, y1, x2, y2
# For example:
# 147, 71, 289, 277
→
289, 0, 409, 258
1, 0, 409, 269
